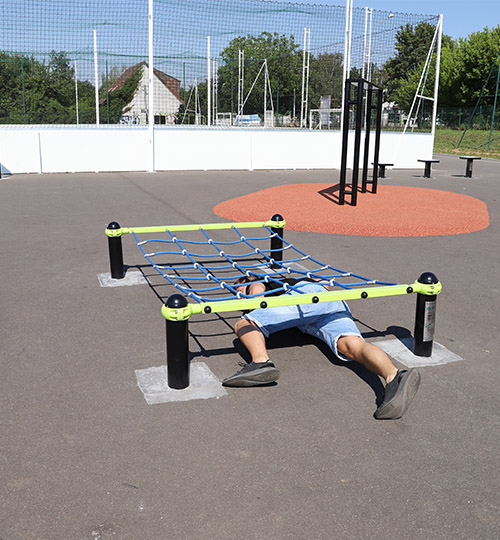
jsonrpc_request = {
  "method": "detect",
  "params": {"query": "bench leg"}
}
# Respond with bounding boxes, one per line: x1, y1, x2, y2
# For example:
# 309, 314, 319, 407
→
465, 160, 473, 178
424, 162, 432, 178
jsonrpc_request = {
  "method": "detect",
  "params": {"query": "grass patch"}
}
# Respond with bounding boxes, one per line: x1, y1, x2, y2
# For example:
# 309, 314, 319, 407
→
434, 129, 500, 159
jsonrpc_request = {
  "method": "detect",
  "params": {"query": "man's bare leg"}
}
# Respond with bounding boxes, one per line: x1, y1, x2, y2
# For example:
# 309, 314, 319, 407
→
337, 336, 398, 383
222, 318, 279, 386
338, 335, 420, 419
234, 318, 269, 363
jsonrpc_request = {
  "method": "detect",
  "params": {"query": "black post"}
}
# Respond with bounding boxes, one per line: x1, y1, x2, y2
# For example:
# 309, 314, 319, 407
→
413, 272, 439, 357
338, 79, 351, 205
371, 87, 383, 194
107, 221, 124, 279
270, 213, 284, 268
350, 80, 365, 206
165, 294, 190, 389
361, 85, 373, 193
465, 159, 473, 178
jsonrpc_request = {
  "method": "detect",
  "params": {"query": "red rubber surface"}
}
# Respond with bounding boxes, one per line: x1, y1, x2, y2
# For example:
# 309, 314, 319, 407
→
213, 184, 489, 237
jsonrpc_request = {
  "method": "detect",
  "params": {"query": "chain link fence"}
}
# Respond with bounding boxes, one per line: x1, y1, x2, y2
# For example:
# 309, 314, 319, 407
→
0, 0, 439, 127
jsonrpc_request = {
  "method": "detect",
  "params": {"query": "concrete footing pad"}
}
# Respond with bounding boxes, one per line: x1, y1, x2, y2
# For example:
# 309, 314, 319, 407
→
373, 337, 463, 368
135, 362, 227, 404
97, 270, 147, 287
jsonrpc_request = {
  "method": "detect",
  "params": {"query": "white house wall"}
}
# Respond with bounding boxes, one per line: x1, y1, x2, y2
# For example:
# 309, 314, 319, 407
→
0, 127, 434, 174
125, 66, 182, 124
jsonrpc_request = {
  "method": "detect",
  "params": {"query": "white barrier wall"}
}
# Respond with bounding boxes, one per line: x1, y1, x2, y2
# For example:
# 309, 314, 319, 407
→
0, 126, 434, 174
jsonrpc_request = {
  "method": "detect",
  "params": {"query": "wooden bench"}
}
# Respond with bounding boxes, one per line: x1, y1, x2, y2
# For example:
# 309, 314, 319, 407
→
418, 159, 440, 178
459, 156, 481, 178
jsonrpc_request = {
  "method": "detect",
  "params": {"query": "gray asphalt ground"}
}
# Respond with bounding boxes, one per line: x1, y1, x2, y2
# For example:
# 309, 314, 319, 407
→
1, 154, 499, 539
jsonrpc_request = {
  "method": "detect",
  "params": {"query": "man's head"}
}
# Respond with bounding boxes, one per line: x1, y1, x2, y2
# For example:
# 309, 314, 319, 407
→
235, 274, 257, 295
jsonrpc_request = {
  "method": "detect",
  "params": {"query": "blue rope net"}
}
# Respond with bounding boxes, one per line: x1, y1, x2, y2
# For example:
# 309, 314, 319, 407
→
132, 224, 396, 303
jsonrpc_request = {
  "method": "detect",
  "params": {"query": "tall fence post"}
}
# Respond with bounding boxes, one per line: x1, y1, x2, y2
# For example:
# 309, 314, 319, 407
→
165, 294, 190, 389
107, 221, 124, 279
270, 213, 284, 268
413, 272, 439, 357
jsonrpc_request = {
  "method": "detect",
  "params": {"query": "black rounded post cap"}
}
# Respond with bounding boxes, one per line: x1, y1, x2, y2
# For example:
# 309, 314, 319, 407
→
166, 294, 188, 309
107, 221, 121, 229
417, 272, 438, 285
271, 214, 284, 222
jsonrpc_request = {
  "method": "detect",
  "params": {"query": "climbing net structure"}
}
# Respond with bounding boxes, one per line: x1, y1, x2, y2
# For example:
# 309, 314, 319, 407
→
106, 218, 441, 319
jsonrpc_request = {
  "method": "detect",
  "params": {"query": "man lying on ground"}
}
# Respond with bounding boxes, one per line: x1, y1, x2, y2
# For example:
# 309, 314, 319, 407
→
222, 275, 420, 420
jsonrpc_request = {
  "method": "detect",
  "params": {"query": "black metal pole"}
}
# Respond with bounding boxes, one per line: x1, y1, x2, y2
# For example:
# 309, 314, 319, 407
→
371, 87, 383, 194
465, 159, 473, 178
413, 272, 439, 357
361, 85, 372, 193
270, 213, 284, 268
350, 79, 364, 206
107, 221, 124, 279
165, 294, 190, 389
339, 79, 351, 205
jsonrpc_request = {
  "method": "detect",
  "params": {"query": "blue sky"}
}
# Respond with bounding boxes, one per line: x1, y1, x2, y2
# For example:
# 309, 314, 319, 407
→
302, 0, 499, 40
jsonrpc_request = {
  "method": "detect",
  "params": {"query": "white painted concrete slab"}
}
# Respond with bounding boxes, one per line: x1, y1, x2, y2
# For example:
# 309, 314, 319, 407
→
97, 270, 148, 287
135, 362, 227, 404
373, 337, 463, 368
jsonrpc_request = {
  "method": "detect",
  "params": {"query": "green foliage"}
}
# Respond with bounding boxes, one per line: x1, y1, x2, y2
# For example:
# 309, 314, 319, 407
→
0, 50, 96, 124
384, 24, 500, 112
445, 27, 500, 107
99, 65, 142, 123
182, 32, 344, 121
217, 32, 302, 114
216, 32, 302, 116
381, 22, 454, 110
308, 53, 343, 110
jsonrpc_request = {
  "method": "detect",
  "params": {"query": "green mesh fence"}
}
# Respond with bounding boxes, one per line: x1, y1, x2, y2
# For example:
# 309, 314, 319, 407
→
0, 0, 439, 127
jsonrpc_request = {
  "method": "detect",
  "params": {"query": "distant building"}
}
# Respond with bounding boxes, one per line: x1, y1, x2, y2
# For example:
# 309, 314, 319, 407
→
106, 61, 183, 125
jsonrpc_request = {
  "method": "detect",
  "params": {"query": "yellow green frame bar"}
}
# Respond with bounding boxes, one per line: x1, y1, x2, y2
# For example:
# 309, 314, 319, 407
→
161, 280, 442, 321
105, 219, 286, 238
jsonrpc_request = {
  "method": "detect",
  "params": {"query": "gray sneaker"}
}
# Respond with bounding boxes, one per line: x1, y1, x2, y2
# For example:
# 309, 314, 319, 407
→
374, 369, 421, 420
222, 361, 280, 387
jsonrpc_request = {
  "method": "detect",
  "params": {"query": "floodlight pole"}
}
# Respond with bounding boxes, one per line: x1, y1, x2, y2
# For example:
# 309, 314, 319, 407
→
148, 0, 155, 172
74, 60, 79, 125
340, 0, 352, 138
300, 28, 311, 128
431, 15, 443, 137
93, 30, 100, 126
207, 36, 211, 126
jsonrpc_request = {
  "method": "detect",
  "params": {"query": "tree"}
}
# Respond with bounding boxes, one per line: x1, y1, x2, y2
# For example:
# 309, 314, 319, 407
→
0, 51, 97, 124
447, 27, 500, 107
99, 65, 142, 124
392, 26, 500, 111
308, 52, 343, 110
382, 22, 453, 107
216, 32, 302, 116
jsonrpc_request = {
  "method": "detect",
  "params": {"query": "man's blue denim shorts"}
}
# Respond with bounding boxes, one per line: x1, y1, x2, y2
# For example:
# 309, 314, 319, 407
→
243, 281, 362, 361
